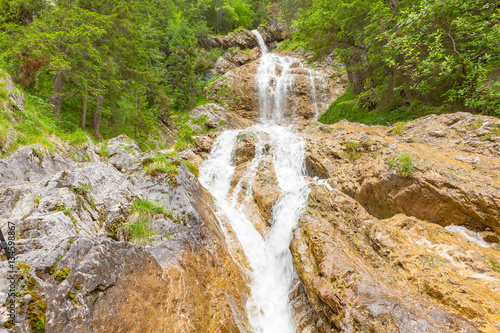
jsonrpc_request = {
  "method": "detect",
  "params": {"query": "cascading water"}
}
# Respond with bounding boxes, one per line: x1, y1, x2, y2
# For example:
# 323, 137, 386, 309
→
254, 32, 296, 124
199, 30, 320, 332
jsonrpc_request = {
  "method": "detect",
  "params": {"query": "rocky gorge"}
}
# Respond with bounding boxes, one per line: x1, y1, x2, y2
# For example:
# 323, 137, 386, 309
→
1, 28, 499, 333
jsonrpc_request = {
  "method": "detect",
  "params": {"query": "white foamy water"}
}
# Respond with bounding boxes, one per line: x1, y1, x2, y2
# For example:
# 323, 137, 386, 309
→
200, 125, 309, 333
199, 31, 317, 332
445, 225, 490, 248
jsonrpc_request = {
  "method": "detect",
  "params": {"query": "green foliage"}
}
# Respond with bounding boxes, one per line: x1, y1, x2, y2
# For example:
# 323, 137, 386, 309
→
184, 161, 199, 177
143, 153, 180, 176
0, 0, 266, 152
11, 262, 47, 333
470, 119, 483, 130
294, 0, 500, 120
343, 141, 361, 160
124, 197, 172, 245
144, 162, 180, 175
56, 203, 78, 229
390, 121, 410, 136
480, 126, 500, 141
130, 197, 170, 216
68, 292, 78, 304
386, 0, 500, 115
75, 182, 92, 195
54, 267, 70, 283
387, 154, 417, 178
96, 140, 109, 159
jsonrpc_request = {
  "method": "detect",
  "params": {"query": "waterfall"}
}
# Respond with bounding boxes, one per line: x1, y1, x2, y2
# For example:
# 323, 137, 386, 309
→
299, 63, 328, 120
253, 29, 296, 124
199, 30, 314, 332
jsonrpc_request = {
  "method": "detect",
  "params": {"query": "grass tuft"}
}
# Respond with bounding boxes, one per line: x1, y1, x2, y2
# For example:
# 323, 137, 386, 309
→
184, 162, 199, 177
343, 141, 361, 160
123, 197, 172, 245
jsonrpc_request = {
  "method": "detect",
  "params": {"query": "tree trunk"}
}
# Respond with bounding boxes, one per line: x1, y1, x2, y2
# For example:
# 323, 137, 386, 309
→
344, 56, 365, 95
92, 96, 103, 136
262, 0, 266, 14
81, 98, 87, 128
387, 0, 398, 8
50, 73, 65, 118
215, 10, 220, 34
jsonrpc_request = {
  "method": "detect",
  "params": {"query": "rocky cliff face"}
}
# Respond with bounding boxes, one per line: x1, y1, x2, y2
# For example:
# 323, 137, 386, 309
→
290, 113, 500, 332
206, 51, 346, 123
197, 26, 283, 51
0, 135, 250, 332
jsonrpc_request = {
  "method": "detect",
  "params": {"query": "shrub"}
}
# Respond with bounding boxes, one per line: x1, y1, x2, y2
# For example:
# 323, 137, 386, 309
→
387, 154, 417, 177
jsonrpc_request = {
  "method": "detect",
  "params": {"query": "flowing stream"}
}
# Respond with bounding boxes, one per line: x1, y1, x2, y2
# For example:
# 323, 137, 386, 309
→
199, 30, 322, 332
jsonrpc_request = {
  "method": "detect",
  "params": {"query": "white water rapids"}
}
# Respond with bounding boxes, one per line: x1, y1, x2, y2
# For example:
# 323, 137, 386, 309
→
199, 30, 324, 332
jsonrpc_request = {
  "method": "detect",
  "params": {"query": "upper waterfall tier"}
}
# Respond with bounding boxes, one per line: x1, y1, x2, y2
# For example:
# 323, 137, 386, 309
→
207, 31, 346, 124
252, 30, 328, 124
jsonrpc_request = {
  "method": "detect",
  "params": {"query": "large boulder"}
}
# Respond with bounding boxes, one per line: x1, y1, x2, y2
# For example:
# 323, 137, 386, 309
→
298, 113, 500, 234
197, 26, 283, 51
0, 135, 251, 332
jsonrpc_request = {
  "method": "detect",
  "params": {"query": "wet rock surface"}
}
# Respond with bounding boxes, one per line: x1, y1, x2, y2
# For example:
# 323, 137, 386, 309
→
291, 113, 500, 332
0, 134, 250, 332
207, 51, 346, 123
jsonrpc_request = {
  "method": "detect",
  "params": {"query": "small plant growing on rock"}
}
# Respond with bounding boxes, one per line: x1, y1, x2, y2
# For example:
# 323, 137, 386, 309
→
122, 197, 172, 245
75, 182, 92, 195
184, 162, 199, 178
34, 195, 42, 206
56, 203, 78, 230
144, 161, 179, 175
96, 140, 109, 160
11, 263, 46, 333
470, 119, 483, 130
142, 153, 180, 176
31, 146, 45, 162
343, 141, 361, 160
387, 154, 417, 177
480, 126, 500, 141
68, 292, 78, 304
390, 121, 409, 136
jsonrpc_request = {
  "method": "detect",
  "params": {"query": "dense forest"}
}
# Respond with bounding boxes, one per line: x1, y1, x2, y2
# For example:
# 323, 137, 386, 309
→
0, 0, 498, 149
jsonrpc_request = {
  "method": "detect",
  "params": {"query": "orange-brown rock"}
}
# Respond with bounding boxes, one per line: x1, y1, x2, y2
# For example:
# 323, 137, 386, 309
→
231, 131, 257, 166
227, 134, 280, 234
208, 61, 259, 120
292, 184, 499, 332
297, 112, 500, 234
208, 53, 346, 122
290, 112, 500, 332
250, 156, 280, 226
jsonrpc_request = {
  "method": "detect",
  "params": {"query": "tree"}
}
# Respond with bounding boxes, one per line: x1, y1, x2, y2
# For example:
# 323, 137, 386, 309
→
386, 0, 500, 113
5, 5, 110, 117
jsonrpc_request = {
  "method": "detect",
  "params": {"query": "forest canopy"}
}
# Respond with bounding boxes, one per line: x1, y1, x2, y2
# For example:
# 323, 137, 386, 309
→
287, 0, 500, 121
0, 0, 498, 147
